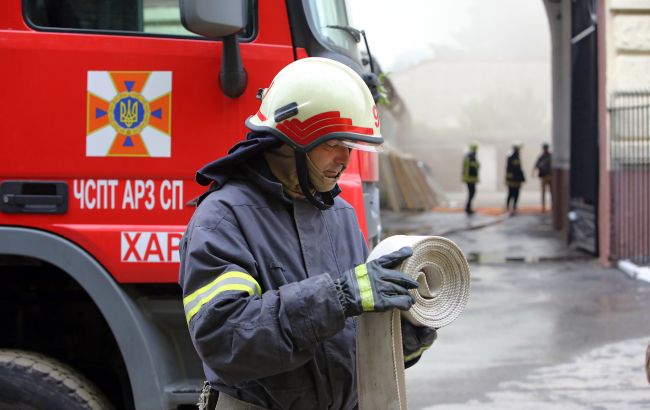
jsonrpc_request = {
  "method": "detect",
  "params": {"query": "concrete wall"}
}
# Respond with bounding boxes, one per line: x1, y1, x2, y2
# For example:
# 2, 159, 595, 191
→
600, 0, 650, 263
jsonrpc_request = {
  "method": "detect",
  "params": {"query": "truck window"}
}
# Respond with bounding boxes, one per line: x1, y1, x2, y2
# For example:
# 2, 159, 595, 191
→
24, 0, 255, 39
305, 0, 360, 61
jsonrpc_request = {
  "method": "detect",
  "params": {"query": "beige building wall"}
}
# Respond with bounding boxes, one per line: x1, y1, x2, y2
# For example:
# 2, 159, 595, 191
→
608, 0, 650, 92
600, 0, 650, 262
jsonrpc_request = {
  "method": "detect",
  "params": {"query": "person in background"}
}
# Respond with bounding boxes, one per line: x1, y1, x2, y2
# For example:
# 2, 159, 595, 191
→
179, 57, 436, 410
505, 143, 525, 215
461, 143, 480, 215
533, 143, 552, 212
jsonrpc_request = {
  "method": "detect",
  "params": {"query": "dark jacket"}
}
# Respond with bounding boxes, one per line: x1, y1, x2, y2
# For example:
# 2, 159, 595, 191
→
462, 152, 480, 183
535, 152, 552, 177
179, 139, 368, 410
506, 151, 526, 188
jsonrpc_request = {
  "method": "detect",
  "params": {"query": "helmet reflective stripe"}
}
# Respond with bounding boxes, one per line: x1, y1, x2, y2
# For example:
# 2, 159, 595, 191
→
277, 111, 373, 142
246, 57, 383, 152
183, 271, 261, 324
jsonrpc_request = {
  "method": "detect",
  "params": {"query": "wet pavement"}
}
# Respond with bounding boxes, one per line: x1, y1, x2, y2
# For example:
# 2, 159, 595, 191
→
381, 210, 650, 409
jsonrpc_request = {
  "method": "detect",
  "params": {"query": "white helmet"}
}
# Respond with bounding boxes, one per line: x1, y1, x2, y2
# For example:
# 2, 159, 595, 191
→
246, 57, 383, 152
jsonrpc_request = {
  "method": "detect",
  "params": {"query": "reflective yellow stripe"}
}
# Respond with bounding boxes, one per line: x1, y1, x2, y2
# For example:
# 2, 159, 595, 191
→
355, 264, 375, 311
185, 284, 256, 324
183, 271, 261, 306
404, 343, 432, 363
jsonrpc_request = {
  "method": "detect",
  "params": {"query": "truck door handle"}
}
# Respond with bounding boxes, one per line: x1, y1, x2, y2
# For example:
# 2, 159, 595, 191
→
4, 194, 64, 206
0, 181, 68, 214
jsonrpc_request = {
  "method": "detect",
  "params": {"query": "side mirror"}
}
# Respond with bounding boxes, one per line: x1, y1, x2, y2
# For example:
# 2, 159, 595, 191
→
180, 0, 246, 38
180, 0, 249, 98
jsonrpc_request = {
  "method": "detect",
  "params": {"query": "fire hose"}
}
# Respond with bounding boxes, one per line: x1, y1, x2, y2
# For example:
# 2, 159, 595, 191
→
356, 236, 471, 410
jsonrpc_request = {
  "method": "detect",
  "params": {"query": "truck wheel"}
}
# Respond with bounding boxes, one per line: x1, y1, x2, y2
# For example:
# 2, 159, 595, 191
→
0, 349, 113, 410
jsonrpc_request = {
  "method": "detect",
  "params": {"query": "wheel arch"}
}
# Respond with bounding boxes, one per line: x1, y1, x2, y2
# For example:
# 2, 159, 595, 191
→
0, 227, 170, 410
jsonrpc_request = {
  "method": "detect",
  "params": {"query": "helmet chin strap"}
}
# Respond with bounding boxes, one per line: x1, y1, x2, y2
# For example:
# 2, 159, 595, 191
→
295, 151, 335, 210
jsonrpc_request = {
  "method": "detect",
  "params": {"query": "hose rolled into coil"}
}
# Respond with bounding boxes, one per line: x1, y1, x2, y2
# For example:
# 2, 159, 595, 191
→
356, 235, 471, 410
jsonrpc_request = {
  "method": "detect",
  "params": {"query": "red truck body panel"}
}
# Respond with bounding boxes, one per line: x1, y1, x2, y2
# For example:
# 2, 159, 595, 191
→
0, 0, 370, 283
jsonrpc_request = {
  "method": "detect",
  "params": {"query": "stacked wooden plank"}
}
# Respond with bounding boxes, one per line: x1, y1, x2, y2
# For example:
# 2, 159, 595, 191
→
379, 147, 446, 212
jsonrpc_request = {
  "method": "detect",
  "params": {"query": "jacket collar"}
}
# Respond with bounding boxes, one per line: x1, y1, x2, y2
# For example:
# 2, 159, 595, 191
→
195, 132, 342, 207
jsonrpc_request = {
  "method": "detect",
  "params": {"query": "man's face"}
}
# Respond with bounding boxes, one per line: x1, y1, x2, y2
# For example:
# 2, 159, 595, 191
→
307, 140, 351, 178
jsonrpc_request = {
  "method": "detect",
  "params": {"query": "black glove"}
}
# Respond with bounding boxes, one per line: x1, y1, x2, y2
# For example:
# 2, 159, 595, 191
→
402, 319, 437, 369
335, 247, 418, 317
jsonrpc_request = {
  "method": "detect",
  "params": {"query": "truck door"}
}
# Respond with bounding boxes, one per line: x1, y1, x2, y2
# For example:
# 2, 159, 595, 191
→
1, 0, 295, 283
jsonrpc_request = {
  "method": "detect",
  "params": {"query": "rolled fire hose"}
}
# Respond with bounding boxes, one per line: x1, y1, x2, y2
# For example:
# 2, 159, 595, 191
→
356, 235, 471, 410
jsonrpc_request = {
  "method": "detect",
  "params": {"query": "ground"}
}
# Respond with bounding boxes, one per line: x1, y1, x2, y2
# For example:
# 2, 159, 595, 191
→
381, 211, 650, 409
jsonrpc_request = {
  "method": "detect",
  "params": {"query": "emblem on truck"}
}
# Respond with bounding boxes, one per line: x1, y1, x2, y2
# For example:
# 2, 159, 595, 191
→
86, 71, 172, 157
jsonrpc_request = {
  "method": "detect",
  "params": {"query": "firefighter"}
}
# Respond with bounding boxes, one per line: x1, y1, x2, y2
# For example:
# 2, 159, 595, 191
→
533, 143, 552, 212
505, 142, 526, 214
179, 58, 436, 410
461, 143, 480, 215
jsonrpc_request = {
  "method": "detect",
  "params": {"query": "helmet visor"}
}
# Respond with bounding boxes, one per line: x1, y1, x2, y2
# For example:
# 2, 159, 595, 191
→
336, 139, 384, 153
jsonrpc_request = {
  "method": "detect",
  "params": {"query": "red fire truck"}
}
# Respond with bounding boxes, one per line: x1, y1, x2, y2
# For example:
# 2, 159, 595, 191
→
0, 0, 380, 408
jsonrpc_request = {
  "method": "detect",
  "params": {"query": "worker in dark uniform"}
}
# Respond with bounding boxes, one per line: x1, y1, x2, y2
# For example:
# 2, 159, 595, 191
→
505, 143, 526, 215
461, 143, 480, 215
533, 143, 552, 212
179, 58, 437, 410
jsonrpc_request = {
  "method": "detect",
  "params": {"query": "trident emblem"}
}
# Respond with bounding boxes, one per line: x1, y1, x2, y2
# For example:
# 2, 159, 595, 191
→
120, 99, 139, 127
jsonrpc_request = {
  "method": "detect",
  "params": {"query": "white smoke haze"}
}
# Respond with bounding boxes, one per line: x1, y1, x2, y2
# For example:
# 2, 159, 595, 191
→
350, 0, 552, 200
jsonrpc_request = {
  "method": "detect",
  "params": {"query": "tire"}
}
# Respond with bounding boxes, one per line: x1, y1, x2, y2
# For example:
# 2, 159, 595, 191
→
0, 349, 113, 410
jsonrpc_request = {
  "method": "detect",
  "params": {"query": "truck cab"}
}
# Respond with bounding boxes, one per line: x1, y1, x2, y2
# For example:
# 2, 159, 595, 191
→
0, 0, 380, 409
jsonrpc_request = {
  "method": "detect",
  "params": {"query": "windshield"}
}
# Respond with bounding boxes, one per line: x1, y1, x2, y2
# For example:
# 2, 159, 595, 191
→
304, 0, 361, 61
